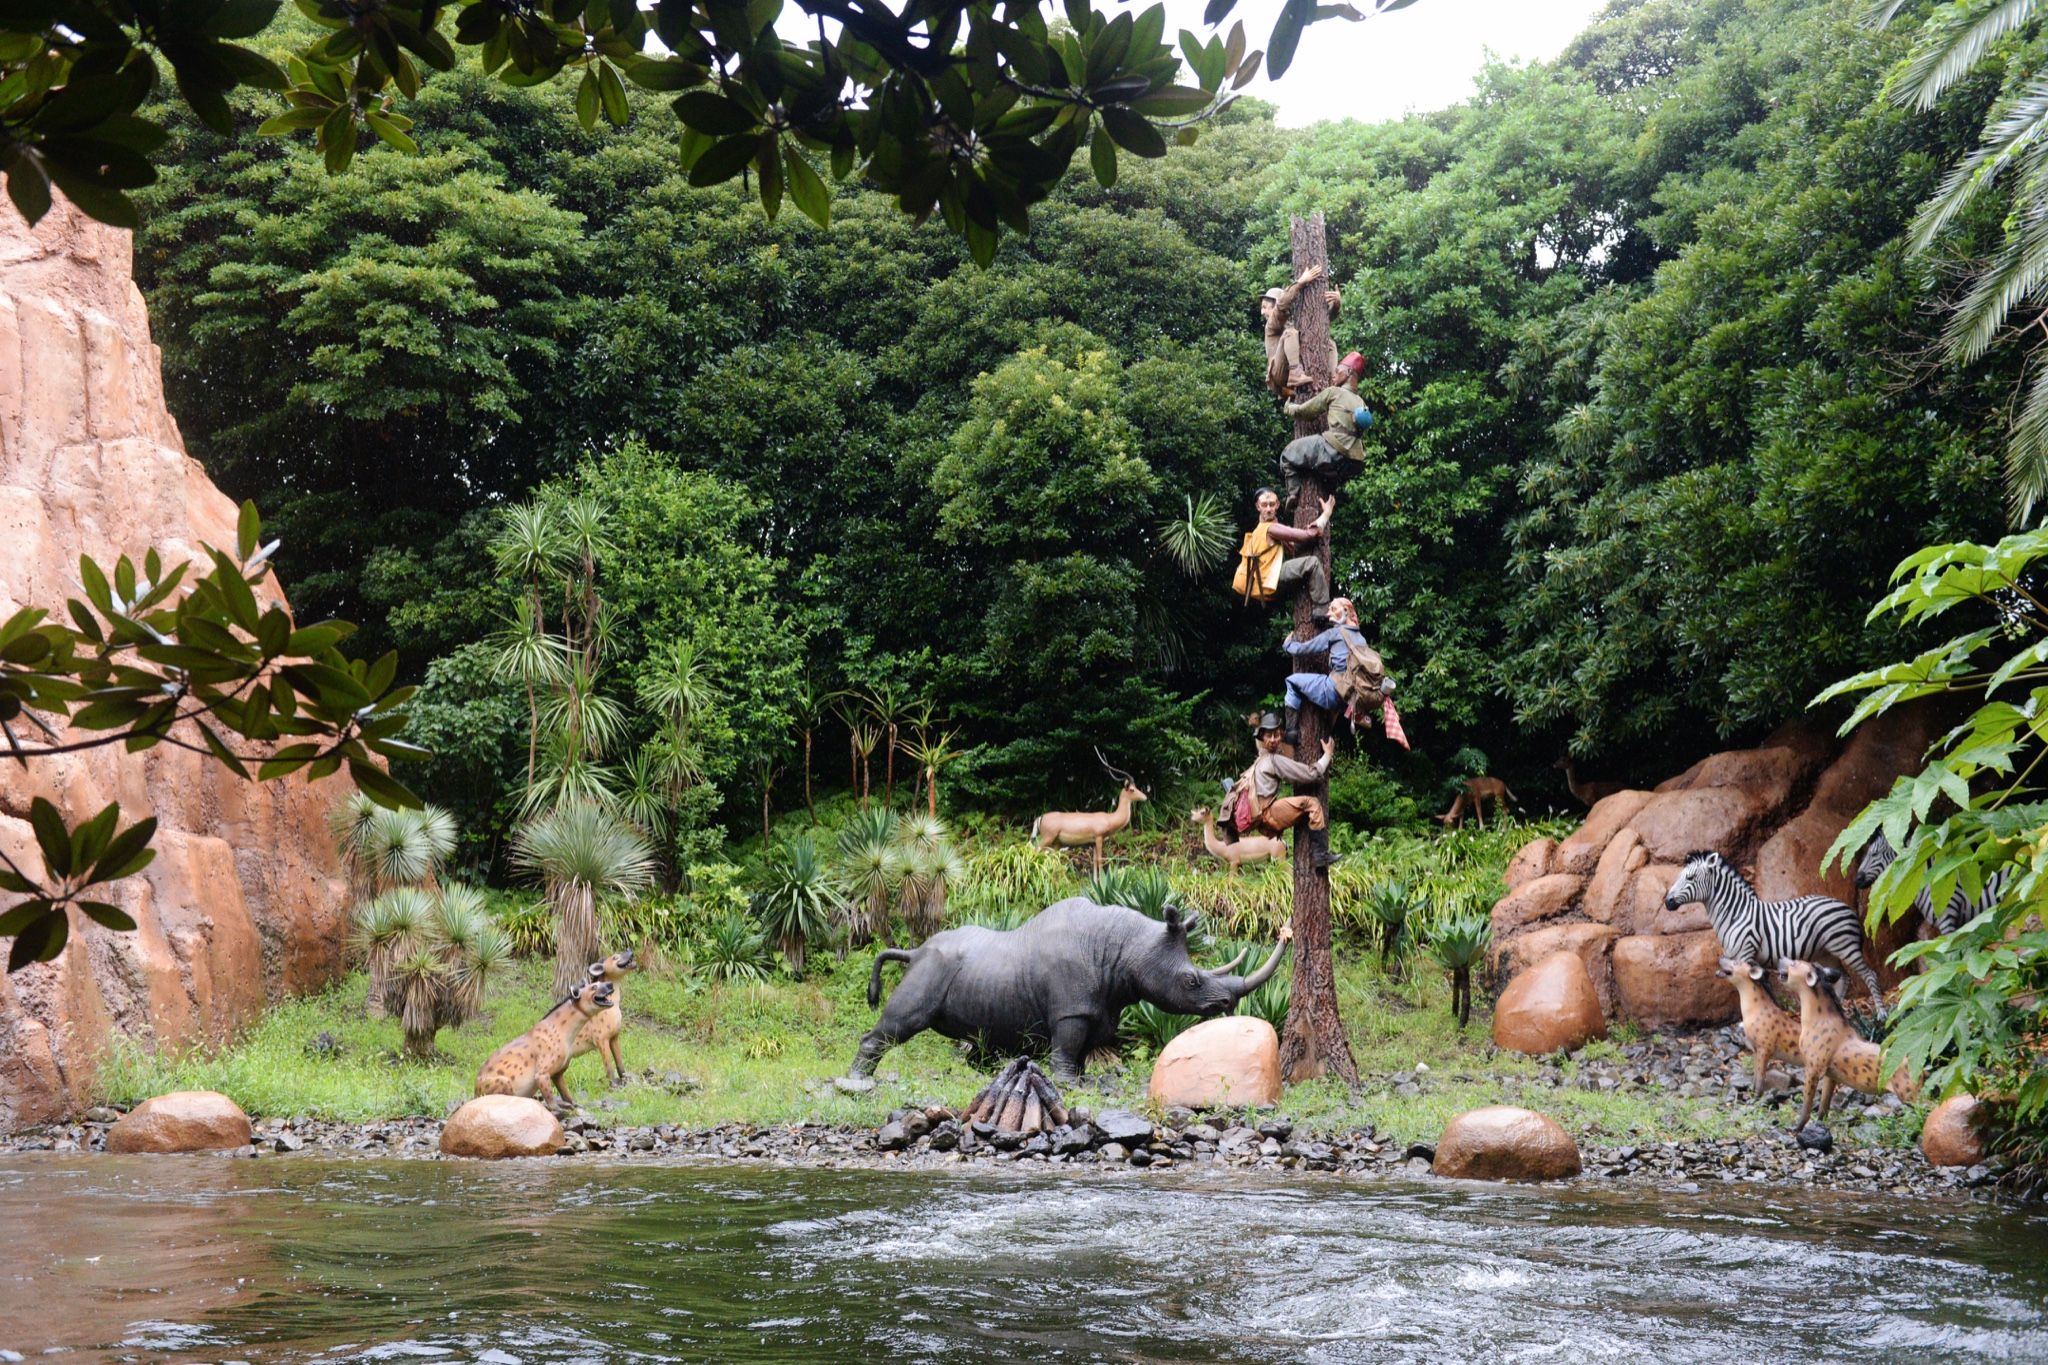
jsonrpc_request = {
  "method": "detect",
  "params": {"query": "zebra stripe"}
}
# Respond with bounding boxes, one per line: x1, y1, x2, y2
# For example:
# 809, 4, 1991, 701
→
1855, 833, 2009, 936
1664, 851, 1885, 1016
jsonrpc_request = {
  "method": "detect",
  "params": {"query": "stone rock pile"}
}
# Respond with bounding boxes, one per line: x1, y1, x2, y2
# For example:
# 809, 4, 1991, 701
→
1493, 701, 1956, 1030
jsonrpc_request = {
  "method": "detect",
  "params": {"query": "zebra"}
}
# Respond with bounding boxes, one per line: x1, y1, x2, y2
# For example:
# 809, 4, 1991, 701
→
1663, 850, 1885, 1018
1854, 831, 2008, 937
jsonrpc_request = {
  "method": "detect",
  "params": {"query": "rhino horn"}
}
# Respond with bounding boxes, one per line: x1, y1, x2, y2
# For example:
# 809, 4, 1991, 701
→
1217, 935, 1291, 998
1213, 945, 1252, 974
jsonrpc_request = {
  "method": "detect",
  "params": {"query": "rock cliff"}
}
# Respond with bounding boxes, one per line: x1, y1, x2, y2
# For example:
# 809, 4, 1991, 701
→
1493, 701, 1958, 1027
0, 198, 352, 1129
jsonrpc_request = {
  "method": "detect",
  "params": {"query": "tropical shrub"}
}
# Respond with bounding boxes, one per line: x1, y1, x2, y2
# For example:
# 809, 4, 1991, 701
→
692, 912, 774, 985
1820, 527, 2048, 1178
1426, 910, 1491, 1029
348, 883, 510, 1059
752, 835, 844, 976
511, 801, 659, 997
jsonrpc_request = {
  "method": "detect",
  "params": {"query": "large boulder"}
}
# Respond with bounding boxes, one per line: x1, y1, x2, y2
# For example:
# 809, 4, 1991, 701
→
1433, 1106, 1581, 1181
1148, 1016, 1281, 1108
1920, 1094, 1986, 1168
1492, 950, 1606, 1056
1612, 932, 1737, 1025
0, 196, 354, 1129
1504, 838, 1555, 891
440, 1096, 566, 1158
1491, 873, 1585, 935
1583, 829, 1646, 926
1554, 791, 1653, 875
1491, 922, 1621, 1014
105, 1090, 251, 1152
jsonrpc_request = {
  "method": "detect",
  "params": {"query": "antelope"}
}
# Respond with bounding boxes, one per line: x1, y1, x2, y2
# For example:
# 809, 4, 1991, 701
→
1032, 750, 1148, 873
1553, 756, 1626, 808
1779, 957, 1918, 1129
1191, 807, 1286, 877
1436, 776, 1517, 829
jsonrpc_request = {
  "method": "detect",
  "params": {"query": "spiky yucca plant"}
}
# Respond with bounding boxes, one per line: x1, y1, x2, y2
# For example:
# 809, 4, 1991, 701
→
836, 807, 905, 949
1427, 911, 1492, 1029
349, 882, 509, 1057
752, 835, 843, 975
892, 812, 958, 941
694, 911, 773, 983
512, 801, 659, 998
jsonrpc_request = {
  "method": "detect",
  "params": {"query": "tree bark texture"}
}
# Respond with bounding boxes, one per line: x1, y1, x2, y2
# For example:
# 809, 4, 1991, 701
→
1278, 211, 1358, 1085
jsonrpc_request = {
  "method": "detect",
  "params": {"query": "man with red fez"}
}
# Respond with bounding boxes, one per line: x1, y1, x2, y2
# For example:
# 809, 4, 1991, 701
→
1279, 349, 1373, 508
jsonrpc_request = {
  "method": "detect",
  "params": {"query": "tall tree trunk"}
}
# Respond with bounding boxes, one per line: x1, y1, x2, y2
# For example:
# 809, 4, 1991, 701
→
1278, 211, 1359, 1086
804, 729, 815, 821
554, 880, 601, 1001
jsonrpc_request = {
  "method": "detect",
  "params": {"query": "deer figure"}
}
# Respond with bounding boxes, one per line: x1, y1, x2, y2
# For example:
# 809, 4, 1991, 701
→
1436, 776, 1518, 829
1032, 751, 1148, 873
1553, 755, 1626, 808
1191, 807, 1286, 877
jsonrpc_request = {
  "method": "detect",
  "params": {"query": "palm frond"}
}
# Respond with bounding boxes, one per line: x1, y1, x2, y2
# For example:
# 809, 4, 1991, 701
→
2007, 357, 2048, 520
1910, 79, 2048, 254
1891, 0, 2041, 109
1156, 492, 1235, 578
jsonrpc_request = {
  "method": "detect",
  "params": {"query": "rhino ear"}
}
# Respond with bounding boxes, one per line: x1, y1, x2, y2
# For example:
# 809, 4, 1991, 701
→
1164, 906, 1184, 934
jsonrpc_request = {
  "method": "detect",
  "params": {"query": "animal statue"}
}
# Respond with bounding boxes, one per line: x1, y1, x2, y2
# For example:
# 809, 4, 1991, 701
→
570, 949, 638, 1086
1031, 750, 1148, 873
1856, 831, 2008, 937
1553, 756, 1626, 808
1778, 957, 1920, 1129
851, 897, 1292, 1083
1715, 956, 1802, 1098
1191, 806, 1286, 876
1436, 776, 1518, 829
1665, 850, 1885, 1018
476, 980, 616, 1112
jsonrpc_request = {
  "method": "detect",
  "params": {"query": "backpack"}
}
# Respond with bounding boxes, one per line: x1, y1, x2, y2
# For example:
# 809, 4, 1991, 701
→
1331, 624, 1387, 710
1232, 524, 1283, 605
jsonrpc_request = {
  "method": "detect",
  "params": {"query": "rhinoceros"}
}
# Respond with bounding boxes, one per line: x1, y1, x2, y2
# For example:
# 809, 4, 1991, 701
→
851, 897, 1291, 1082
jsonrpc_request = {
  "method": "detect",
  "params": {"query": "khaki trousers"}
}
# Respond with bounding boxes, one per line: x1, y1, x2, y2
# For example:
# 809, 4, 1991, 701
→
1253, 795, 1326, 835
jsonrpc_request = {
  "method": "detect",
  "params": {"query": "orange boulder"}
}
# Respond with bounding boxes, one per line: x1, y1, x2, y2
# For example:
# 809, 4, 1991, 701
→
1611, 931, 1737, 1025
1492, 950, 1606, 1056
440, 1096, 567, 1159
1147, 1016, 1282, 1109
105, 1091, 251, 1153
1921, 1095, 1986, 1169
1433, 1106, 1581, 1181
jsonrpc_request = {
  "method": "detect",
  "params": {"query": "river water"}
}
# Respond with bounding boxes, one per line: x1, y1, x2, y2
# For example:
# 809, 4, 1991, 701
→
5, 1155, 2047, 1363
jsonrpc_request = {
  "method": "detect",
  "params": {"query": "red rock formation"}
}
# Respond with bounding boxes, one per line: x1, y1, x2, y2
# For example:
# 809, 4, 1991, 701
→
0, 198, 353, 1130
1147, 1016, 1283, 1108
1490, 705, 1950, 1027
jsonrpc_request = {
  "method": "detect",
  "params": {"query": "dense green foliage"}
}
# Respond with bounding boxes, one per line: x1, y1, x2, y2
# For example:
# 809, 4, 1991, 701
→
132, 0, 2023, 839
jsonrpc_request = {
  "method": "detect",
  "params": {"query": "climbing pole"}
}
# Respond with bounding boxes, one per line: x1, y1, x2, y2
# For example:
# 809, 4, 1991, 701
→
1278, 211, 1359, 1086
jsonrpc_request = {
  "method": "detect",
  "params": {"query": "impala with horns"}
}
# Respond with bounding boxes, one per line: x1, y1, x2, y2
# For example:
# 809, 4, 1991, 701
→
851, 897, 1292, 1083
1030, 750, 1148, 872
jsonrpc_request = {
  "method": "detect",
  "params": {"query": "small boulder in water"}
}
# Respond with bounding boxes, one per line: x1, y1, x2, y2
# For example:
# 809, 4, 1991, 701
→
439, 1096, 565, 1159
105, 1091, 252, 1154
1432, 1107, 1581, 1182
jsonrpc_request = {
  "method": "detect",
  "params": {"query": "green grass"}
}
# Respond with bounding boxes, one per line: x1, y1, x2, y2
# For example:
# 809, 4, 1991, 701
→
87, 812, 1917, 1152
89, 944, 1917, 1150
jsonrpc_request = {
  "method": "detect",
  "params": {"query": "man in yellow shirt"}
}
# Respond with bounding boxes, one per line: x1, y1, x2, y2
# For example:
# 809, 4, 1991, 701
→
1232, 487, 1336, 620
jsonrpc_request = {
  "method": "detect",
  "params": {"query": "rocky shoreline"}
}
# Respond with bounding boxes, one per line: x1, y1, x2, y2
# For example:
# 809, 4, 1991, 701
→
0, 1103, 2008, 1200
2, 1028, 2018, 1202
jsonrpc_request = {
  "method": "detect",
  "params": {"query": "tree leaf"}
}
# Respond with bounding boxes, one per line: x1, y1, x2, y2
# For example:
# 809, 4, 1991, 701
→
1099, 106, 1167, 157
1090, 126, 1118, 186
783, 142, 831, 226
28, 797, 72, 879
78, 901, 138, 932
348, 757, 423, 809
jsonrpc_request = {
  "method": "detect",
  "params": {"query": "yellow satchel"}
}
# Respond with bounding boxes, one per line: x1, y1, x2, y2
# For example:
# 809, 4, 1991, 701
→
1232, 524, 1283, 604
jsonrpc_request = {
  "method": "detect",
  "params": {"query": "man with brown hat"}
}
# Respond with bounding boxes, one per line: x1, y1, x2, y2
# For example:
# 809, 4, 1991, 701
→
1279, 350, 1372, 507
1226, 713, 1336, 870
1262, 263, 1344, 401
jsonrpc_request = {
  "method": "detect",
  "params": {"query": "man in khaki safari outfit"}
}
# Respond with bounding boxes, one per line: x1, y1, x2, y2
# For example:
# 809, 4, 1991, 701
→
1230, 712, 1336, 871
1233, 487, 1335, 621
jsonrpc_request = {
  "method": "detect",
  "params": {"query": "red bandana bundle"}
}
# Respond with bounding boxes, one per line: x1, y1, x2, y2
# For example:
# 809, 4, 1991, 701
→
1381, 697, 1410, 750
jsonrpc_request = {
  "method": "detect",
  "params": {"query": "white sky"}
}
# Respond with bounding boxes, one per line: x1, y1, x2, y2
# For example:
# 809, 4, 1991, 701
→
776, 0, 1609, 127
1167, 0, 1612, 126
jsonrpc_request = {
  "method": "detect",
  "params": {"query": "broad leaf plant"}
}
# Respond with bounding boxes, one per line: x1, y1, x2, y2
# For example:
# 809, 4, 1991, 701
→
1819, 528, 2048, 1150
0, 0, 1416, 263
0, 500, 419, 971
